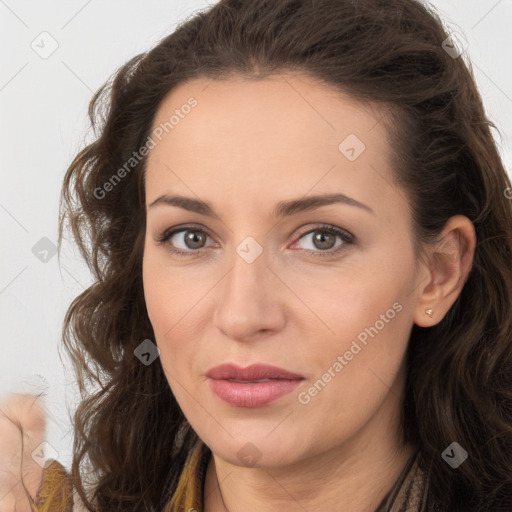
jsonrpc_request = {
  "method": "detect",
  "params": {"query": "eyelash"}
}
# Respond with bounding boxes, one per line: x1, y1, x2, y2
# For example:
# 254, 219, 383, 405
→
155, 223, 355, 259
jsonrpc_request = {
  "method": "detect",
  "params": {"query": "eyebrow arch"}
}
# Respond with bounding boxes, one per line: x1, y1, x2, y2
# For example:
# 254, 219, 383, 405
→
147, 192, 375, 218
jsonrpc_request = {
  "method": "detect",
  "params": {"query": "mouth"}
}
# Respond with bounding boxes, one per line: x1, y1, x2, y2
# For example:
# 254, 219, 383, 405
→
206, 363, 304, 381
228, 379, 272, 383
206, 363, 305, 408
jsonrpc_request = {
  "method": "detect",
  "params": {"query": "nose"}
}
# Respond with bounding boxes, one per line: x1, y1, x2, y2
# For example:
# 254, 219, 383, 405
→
212, 246, 286, 342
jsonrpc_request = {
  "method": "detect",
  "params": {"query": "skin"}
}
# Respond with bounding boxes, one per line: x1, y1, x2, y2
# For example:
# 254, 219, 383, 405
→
142, 73, 476, 512
0, 394, 46, 512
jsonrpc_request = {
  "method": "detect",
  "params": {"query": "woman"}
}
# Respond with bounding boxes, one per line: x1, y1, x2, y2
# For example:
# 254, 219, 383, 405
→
1, 0, 511, 510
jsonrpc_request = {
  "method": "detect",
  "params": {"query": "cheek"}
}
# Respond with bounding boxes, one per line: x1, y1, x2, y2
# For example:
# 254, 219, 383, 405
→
142, 255, 170, 335
143, 247, 199, 335
142, 251, 187, 373
142, 249, 211, 381
315, 293, 405, 383
298, 257, 413, 388
294, 291, 410, 441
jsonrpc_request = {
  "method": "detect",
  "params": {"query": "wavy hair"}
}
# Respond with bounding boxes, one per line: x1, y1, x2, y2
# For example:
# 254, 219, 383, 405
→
56, 0, 512, 510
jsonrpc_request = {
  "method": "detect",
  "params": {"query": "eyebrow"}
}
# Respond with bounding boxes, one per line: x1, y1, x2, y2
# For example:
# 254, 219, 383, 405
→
147, 192, 375, 218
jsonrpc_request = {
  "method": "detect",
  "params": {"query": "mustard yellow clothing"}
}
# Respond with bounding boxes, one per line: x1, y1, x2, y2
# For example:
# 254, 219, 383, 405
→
31, 459, 74, 512
34, 440, 437, 511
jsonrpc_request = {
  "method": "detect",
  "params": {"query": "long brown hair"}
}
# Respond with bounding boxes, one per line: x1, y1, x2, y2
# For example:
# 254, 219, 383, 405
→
57, 0, 512, 510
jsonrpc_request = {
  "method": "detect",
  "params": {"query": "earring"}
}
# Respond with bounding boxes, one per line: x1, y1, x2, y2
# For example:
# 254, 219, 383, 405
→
425, 308, 433, 318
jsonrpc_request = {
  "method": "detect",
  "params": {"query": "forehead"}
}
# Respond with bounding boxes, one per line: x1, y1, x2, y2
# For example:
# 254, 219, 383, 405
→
148, 72, 388, 157
145, 73, 401, 222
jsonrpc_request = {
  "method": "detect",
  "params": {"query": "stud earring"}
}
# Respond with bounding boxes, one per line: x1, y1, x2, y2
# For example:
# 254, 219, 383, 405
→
425, 308, 433, 318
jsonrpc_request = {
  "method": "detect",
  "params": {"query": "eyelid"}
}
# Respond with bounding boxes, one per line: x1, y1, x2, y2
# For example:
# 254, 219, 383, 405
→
293, 223, 354, 243
156, 222, 211, 237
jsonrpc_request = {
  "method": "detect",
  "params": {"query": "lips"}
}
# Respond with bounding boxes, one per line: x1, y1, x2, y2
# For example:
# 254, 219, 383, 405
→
206, 363, 304, 381
206, 363, 305, 408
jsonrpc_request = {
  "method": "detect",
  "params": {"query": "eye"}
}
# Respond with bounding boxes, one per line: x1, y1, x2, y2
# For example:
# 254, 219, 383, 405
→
156, 225, 215, 257
291, 224, 354, 257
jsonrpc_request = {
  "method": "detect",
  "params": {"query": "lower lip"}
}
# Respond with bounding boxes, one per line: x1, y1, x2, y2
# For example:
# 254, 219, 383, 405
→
207, 378, 304, 407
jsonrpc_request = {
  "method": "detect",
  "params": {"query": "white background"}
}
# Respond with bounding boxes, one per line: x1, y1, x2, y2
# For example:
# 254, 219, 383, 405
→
1, 0, 511, 470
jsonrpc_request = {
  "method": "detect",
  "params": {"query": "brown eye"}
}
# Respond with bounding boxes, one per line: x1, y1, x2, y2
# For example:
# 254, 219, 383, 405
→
311, 231, 337, 250
181, 230, 207, 249
293, 224, 354, 257
157, 226, 214, 256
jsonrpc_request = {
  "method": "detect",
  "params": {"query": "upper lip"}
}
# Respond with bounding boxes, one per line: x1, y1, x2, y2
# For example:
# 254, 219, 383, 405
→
206, 363, 304, 381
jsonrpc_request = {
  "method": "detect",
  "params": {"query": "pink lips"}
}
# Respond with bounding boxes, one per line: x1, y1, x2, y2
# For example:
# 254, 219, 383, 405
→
206, 363, 304, 408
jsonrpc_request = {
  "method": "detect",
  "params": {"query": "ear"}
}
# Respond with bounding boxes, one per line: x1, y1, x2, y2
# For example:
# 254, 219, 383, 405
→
413, 215, 476, 327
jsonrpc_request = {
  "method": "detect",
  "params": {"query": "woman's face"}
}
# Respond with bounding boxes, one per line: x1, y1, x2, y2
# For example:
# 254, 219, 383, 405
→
143, 73, 427, 467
